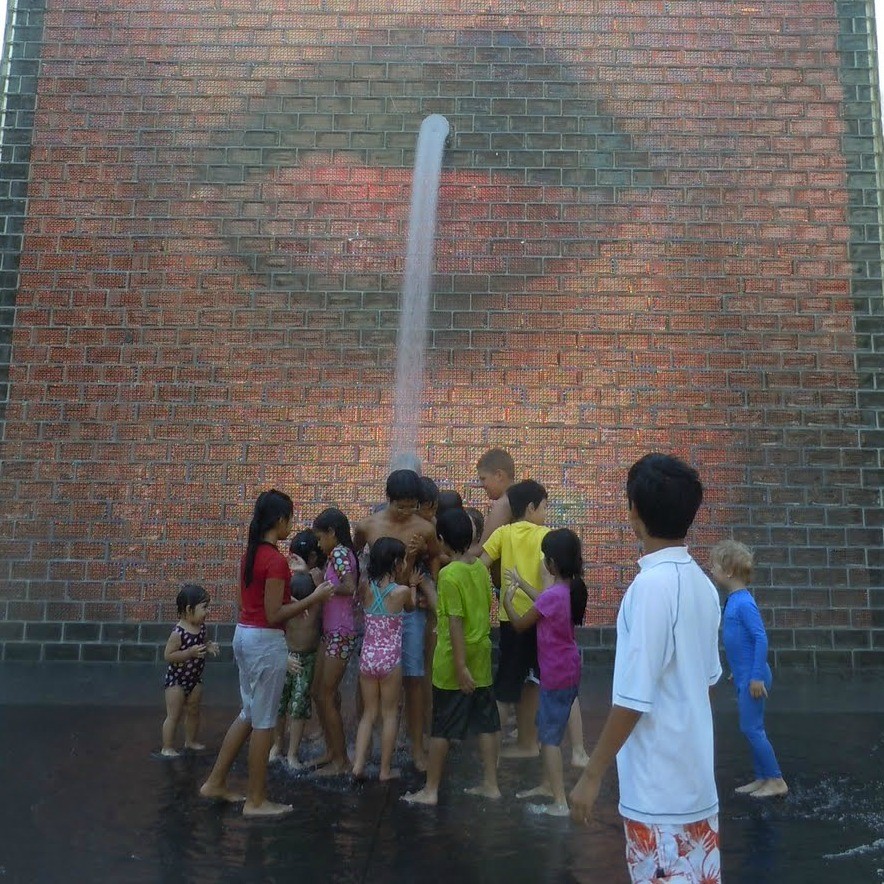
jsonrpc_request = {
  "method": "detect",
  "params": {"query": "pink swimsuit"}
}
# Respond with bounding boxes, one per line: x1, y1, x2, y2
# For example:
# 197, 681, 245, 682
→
359, 580, 404, 680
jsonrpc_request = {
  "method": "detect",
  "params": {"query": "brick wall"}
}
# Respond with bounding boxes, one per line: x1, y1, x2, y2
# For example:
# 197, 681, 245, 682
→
0, 1, 881, 668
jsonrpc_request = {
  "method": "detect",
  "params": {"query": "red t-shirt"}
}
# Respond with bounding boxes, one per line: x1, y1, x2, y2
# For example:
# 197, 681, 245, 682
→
239, 542, 291, 631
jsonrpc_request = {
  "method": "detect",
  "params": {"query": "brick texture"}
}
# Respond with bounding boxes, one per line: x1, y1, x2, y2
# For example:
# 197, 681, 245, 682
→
0, 1, 882, 668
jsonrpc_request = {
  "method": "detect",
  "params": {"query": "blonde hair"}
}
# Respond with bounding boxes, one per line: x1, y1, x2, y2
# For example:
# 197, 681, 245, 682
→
476, 448, 515, 480
710, 539, 754, 583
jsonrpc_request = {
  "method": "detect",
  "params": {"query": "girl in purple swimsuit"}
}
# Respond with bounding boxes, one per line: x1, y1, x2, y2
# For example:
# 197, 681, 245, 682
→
352, 537, 415, 781
161, 584, 220, 757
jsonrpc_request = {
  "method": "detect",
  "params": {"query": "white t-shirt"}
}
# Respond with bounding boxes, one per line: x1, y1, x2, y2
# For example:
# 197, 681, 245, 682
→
613, 546, 722, 825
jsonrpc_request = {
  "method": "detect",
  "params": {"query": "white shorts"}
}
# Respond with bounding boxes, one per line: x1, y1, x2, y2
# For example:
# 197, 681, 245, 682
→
233, 625, 287, 730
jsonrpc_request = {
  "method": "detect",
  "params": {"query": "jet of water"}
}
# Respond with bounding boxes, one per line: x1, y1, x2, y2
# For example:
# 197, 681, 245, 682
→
389, 114, 450, 475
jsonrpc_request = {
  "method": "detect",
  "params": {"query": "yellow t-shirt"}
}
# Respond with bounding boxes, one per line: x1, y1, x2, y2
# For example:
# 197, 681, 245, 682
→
483, 521, 550, 620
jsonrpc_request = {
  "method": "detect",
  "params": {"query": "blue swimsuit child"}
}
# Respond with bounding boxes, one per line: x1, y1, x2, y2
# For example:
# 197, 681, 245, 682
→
722, 588, 782, 780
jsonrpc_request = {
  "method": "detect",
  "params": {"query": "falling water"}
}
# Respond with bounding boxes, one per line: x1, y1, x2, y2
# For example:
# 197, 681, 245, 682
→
389, 114, 451, 473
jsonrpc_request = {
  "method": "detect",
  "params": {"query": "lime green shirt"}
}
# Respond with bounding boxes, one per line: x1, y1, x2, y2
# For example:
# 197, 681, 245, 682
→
432, 559, 494, 690
483, 521, 550, 620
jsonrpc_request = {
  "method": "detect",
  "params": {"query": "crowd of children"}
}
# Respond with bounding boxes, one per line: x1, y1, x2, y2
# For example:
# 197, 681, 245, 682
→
162, 449, 787, 883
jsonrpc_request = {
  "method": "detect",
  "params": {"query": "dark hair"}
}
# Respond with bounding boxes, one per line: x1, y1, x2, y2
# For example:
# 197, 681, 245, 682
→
386, 469, 422, 502
243, 489, 293, 585
176, 583, 210, 615
418, 475, 440, 507
290, 570, 316, 601
476, 448, 516, 479
507, 479, 548, 519
437, 489, 464, 515
541, 529, 587, 625
312, 508, 358, 574
436, 507, 474, 555
626, 453, 703, 540
290, 529, 321, 565
368, 536, 407, 581
464, 507, 484, 542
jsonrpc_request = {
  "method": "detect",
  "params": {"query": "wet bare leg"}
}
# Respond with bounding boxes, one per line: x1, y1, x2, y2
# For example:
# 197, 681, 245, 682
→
465, 731, 501, 799
379, 668, 402, 781
402, 736, 449, 805
500, 683, 540, 758
183, 683, 205, 750
162, 686, 186, 756
567, 698, 589, 767
750, 777, 789, 798
242, 727, 292, 817
352, 676, 379, 779
200, 714, 250, 802
404, 676, 427, 771
315, 654, 351, 775
286, 717, 307, 768
538, 744, 568, 813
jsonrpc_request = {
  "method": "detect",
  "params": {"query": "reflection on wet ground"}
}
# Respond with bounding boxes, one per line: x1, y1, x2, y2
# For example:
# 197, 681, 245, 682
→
1, 664, 882, 883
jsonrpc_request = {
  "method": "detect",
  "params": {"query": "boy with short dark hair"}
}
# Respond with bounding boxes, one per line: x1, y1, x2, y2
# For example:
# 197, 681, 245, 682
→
402, 508, 501, 806
354, 469, 440, 771
570, 453, 723, 884
480, 479, 550, 757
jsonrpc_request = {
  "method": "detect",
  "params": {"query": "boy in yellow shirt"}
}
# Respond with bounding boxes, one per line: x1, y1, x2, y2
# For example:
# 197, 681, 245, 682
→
480, 479, 549, 757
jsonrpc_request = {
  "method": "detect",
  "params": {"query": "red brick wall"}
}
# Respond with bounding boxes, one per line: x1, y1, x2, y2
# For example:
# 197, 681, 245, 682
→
0, 1, 881, 666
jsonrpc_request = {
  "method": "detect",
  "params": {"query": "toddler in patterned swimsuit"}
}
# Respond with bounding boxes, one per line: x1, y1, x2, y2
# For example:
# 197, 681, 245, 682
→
352, 537, 415, 781
161, 584, 219, 757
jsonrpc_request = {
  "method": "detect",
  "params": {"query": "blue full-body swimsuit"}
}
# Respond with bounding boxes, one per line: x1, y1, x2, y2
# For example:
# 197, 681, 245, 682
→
722, 588, 782, 779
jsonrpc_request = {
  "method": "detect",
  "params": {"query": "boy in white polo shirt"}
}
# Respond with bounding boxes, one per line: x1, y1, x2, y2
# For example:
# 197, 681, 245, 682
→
570, 453, 722, 884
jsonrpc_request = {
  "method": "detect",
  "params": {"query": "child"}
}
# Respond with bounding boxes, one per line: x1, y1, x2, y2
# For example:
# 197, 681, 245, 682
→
271, 571, 323, 769
472, 447, 516, 550
402, 508, 501, 805
288, 528, 325, 579
711, 539, 788, 799
436, 489, 464, 516
354, 469, 441, 771
352, 537, 415, 781
161, 583, 220, 756
464, 507, 484, 544
570, 454, 723, 884
503, 528, 587, 816
312, 506, 360, 776
480, 479, 550, 757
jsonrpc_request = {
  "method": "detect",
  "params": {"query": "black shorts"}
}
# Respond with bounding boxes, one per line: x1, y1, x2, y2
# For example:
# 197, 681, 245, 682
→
431, 686, 501, 741
493, 621, 538, 704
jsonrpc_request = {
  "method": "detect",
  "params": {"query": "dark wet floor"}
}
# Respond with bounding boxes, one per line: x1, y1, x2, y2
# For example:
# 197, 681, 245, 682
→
1, 664, 883, 884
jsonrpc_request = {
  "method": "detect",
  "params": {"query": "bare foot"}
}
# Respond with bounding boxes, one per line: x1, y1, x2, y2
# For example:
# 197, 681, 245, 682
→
735, 779, 764, 795
379, 768, 401, 782
570, 748, 590, 768
268, 746, 282, 763
412, 754, 428, 773
750, 778, 789, 799
285, 757, 305, 771
402, 789, 438, 806
500, 744, 539, 759
465, 784, 502, 800
528, 802, 570, 817
199, 783, 246, 803
185, 742, 206, 752
305, 751, 332, 769
312, 760, 352, 778
160, 748, 180, 758
516, 784, 553, 799
242, 800, 293, 818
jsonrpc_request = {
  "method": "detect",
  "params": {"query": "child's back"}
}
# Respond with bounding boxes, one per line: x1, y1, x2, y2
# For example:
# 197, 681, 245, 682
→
433, 558, 493, 688
613, 549, 721, 822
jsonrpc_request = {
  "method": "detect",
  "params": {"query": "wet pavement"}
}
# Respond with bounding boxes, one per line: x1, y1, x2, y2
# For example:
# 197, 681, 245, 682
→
1, 663, 883, 883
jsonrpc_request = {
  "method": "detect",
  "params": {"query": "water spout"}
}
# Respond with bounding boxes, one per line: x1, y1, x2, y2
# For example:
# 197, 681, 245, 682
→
389, 114, 451, 474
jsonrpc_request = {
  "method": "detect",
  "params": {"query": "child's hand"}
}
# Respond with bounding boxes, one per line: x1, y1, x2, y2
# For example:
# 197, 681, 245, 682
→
457, 665, 476, 695
503, 580, 517, 606
407, 533, 427, 559
309, 567, 324, 586
314, 580, 335, 602
206, 641, 220, 657
287, 655, 302, 675
191, 644, 207, 659
748, 680, 768, 699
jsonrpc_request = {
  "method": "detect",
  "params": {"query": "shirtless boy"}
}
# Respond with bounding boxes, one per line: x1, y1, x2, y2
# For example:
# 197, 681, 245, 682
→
354, 469, 441, 770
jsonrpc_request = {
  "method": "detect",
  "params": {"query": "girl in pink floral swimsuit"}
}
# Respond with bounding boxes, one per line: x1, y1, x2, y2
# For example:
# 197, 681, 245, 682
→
352, 537, 415, 781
